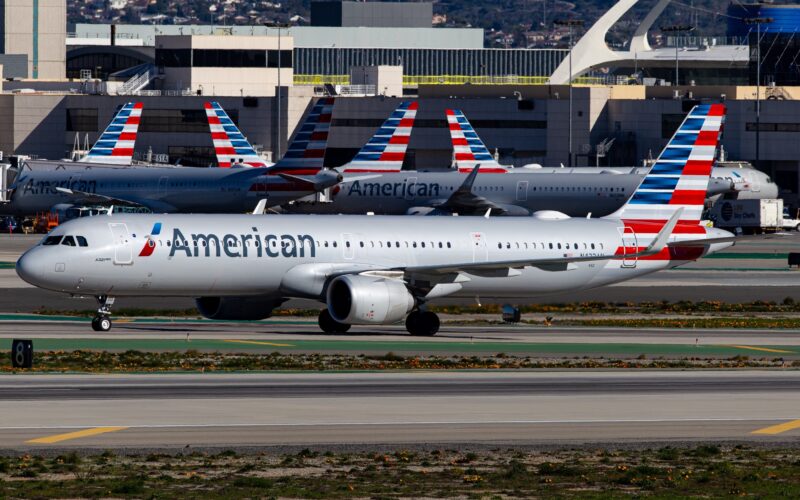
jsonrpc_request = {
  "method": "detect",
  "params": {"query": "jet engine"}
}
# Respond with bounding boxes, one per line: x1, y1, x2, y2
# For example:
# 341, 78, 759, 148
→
327, 275, 415, 325
195, 296, 285, 321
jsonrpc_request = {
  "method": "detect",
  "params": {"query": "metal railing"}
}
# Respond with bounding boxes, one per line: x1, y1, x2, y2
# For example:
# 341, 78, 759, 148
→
295, 74, 617, 86
117, 67, 154, 95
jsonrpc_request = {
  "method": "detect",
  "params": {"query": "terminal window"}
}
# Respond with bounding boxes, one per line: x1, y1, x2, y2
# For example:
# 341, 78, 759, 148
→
66, 109, 99, 132
141, 109, 238, 134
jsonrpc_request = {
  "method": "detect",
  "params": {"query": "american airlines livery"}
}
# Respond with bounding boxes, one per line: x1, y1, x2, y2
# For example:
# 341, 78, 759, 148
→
2, 98, 341, 215
17, 104, 734, 335
80, 102, 144, 165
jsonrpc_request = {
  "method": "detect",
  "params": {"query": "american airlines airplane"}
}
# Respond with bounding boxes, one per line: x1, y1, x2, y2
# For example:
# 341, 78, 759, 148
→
0, 99, 340, 216
284, 104, 758, 217
16, 104, 734, 335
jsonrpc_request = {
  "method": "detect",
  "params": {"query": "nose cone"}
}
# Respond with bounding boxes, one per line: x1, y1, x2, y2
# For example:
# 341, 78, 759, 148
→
16, 249, 45, 288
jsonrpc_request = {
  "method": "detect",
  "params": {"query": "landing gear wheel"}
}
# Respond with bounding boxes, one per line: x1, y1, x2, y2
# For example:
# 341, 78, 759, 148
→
318, 309, 351, 334
91, 315, 112, 332
406, 311, 440, 336
92, 295, 115, 332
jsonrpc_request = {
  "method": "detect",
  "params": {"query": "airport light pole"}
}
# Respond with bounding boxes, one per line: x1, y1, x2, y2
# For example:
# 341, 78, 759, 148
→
555, 18, 584, 168
660, 25, 695, 86
745, 17, 773, 172
265, 21, 290, 161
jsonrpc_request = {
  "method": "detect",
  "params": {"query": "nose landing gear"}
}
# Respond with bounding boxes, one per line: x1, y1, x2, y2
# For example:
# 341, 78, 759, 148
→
91, 295, 115, 332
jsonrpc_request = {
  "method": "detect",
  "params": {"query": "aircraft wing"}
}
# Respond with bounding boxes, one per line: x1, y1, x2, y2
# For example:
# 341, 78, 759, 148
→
667, 232, 791, 247
55, 187, 147, 207
431, 165, 509, 215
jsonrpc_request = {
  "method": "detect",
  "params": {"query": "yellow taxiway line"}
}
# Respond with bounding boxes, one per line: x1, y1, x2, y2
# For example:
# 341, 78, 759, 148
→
26, 426, 129, 444
224, 339, 294, 348
752, 419, 800, 435
728, 345, 796, 355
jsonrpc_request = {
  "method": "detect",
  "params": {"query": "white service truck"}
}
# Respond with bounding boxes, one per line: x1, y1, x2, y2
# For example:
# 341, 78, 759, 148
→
708, 199, 784, 233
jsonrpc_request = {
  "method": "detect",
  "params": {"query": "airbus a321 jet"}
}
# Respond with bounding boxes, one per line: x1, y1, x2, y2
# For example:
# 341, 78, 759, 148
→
17, 104, 735, 335
2, 99, 340, 215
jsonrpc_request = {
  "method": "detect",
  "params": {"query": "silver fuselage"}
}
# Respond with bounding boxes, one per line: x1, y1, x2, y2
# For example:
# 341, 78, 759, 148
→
2, 163, 318, 216
16, 214, 732, 302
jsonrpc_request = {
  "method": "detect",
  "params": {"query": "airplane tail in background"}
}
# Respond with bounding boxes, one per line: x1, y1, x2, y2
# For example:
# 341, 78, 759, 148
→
205, 102, 270, 168
606, 103, 726, 224
342, 101, 418, 173
81, 102, 143, 165
271, 97, 335, 174
446, 109, 508, 174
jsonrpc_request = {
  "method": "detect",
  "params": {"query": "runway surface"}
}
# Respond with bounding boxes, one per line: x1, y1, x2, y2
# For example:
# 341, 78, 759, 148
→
2, 371, 799, 449
1, 317, 799, 357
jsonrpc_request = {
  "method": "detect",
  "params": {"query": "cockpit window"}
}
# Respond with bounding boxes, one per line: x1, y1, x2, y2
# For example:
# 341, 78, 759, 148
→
77, 236, 88, 247
61, 236, 76, 246
43, 236, 62, 246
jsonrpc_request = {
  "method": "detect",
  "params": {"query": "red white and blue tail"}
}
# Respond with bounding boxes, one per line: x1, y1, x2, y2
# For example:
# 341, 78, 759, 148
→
606, 103, 726, 224
446, 109, 508, 174
271, 97, 335, 174
342, 101, 417, 173
81, 102, 142, 165
205, 102, 270, 168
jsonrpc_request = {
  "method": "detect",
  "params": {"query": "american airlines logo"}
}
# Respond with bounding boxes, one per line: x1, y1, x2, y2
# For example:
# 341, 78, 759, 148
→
163, 228, 316, 259
346, 180, 442, 198
21, 177, 98, 195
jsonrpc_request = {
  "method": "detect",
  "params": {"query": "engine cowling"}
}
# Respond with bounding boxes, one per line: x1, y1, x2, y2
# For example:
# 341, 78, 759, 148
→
327, 275, 415, 325
195, 296, 285, 321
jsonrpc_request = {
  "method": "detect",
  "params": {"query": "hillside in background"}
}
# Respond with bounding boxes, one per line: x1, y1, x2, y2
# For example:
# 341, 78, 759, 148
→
68, 0, 751, 48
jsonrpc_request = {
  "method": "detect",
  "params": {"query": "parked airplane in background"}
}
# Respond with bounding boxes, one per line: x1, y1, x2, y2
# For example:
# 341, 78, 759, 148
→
80, 102, 144, 165
285, 102, 645, 216
17, 104, 735, 335
446, 108, 779, 200
0, 98, 340, 216
204, 101, 272, 168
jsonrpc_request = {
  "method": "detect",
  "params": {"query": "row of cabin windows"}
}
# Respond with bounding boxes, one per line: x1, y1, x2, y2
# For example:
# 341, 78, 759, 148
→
532, 186, 625, 192
43, 235, 89, 247
497, 241, 604, 251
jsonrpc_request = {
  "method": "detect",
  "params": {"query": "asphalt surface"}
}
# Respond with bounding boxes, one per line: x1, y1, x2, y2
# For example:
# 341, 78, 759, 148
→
1, 318, 799, 357
2, 372, 799, 449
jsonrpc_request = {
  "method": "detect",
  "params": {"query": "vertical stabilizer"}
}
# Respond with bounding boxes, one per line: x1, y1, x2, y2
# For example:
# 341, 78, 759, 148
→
205, 102, 270, 168
81, 102, 143, 165
606, 103, 726, 224
342, 101, 418, 173
272, 97, 335, 174
446, 109, 508, 173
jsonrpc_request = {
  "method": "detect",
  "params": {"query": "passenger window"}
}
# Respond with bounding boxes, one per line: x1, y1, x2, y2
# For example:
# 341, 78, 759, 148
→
498, 243, 502, 249
387, 241, 391, 248
333, 242, 338, 248
359, 241, 364, 248
591, 243, 595, 250
396, 242, 400, 248
548, 243, 553, 250
43, 236, 62, 246
324, 241, 329, 248
557, 243, 562, 250
61, 236, 76, 246
447, 242, 451, 248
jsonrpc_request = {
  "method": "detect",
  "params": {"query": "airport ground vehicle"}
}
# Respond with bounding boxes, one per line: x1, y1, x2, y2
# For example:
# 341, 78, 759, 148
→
783, 207, 800, 232
708, 199, 784, 233
16, 105, 735, 334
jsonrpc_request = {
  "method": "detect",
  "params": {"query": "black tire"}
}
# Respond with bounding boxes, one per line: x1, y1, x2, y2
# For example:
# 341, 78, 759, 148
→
405, 311, 420, 334
408, 311, 439, 336
93, 316, 112, 332
318, 309, 351, 334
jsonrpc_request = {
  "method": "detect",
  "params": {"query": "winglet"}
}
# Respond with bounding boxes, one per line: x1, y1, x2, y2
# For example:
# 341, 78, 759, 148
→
637, 208, 683, 257
459, 164, 481, 193
252, 199, 268, 215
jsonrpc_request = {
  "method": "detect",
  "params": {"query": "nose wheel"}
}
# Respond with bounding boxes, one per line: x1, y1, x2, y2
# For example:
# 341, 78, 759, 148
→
91, 315, 112, 332
91, 295, 115, 332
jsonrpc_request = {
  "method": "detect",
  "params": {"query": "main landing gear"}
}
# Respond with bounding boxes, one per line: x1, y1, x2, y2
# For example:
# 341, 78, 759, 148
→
318, 309, 351, 334
91, 295, 115, 332
406, 310, 440, 337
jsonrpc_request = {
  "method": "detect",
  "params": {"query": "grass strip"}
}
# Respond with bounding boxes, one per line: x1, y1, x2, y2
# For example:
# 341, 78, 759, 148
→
1, 446, 800, 498
1, 350, 798, 373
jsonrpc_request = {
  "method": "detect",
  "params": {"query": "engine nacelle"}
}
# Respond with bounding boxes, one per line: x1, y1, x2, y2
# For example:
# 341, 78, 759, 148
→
327, 275, 415, 325
195, 296, 285, 321
533, 210, 570, 220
